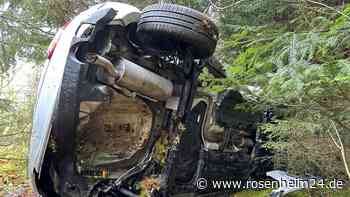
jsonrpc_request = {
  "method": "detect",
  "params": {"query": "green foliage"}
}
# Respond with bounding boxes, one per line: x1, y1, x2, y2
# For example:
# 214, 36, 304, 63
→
213, 1, 350, 180
219, 3, 350, 107
0, 88, 34, 193
0, 0, 107, 76
0, 0, 54, 75
219, 0, 346, 36
262, 118, 348, 179
219, 0, 294, 35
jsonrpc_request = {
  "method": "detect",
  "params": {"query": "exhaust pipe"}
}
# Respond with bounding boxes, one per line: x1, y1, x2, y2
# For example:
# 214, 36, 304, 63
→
86, 54, 173, 101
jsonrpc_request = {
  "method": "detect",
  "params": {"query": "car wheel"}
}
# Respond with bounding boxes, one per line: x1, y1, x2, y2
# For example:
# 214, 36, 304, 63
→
136, 4, 219, 59
52, 55, 89, 196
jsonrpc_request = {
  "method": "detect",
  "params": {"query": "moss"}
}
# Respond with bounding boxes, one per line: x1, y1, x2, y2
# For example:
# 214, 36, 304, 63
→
153, 131, 168, 167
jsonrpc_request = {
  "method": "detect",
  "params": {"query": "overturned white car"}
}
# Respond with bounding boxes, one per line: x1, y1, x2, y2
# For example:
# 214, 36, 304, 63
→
29, 2, 270, 197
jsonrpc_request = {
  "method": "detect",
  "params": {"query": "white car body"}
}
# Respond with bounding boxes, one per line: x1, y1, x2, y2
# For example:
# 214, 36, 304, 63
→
28, 2, 140, 193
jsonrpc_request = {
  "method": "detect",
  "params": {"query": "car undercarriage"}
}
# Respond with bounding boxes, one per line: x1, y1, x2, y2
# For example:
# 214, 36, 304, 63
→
29, 2, 272, 197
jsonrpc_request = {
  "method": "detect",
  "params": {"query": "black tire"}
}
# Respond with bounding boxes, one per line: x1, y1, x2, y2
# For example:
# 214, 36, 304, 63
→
52, 53, 89, 196
54, 54, 81, 156
136, 4, 219, 59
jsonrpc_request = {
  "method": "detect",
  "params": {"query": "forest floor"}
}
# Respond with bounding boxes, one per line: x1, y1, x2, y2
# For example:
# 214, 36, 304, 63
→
0, 158, 349, 197
234, 189, 350, 197
1, 179, 350, 197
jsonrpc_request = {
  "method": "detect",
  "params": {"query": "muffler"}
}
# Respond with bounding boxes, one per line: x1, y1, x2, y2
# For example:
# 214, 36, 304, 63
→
86, 54, 174, 101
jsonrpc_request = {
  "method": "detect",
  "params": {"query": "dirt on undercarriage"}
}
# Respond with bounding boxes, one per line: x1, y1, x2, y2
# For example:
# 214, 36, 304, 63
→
76, 93, 153, 177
